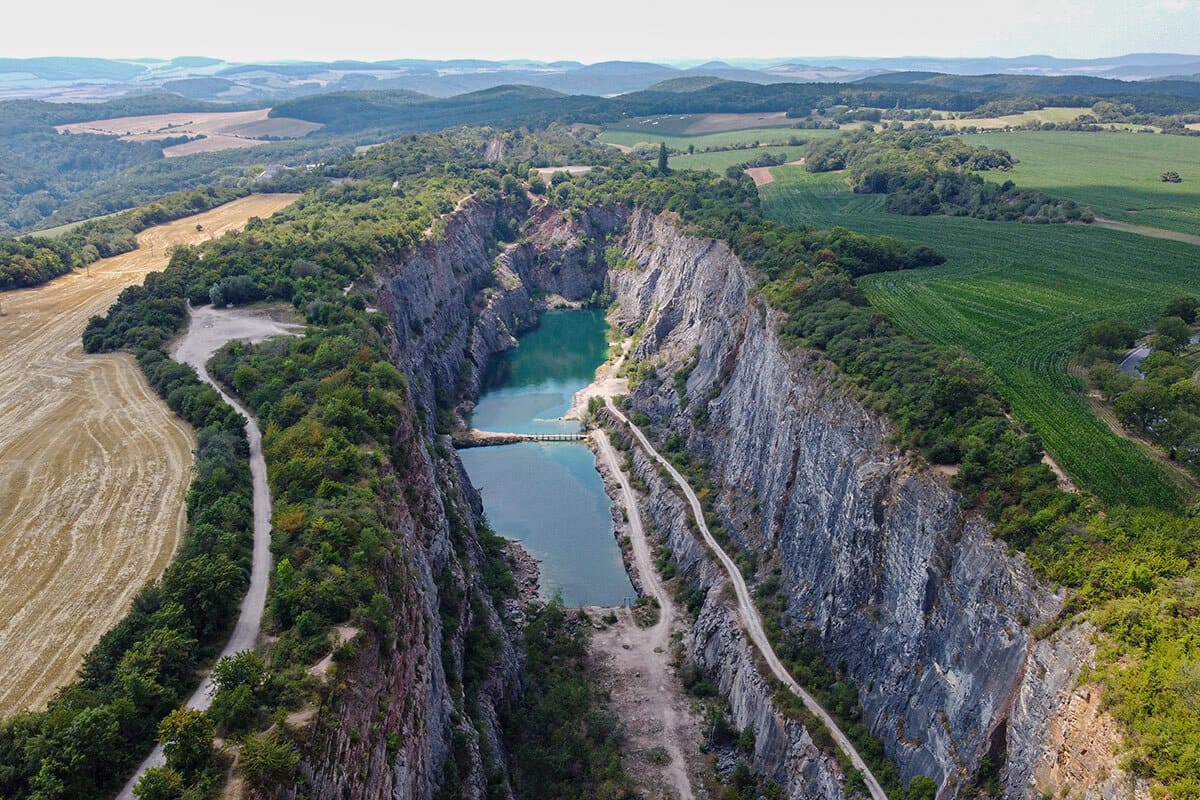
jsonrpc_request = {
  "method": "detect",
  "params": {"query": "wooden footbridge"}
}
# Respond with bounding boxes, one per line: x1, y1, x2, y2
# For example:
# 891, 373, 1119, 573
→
451, 428, 587, 448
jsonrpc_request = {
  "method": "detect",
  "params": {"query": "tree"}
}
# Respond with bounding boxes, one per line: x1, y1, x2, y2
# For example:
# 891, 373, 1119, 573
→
1156, 315, 1191, 348
906, 776, 938, 800
209, 651, 266, 731
1162, 171, 1183, 183
240, 731, 301, 788
1115, 381, 1173, 431
1081, 319, 1138, 351
1089, 362, 1134, 402
212, 650, 266, 692
158, 708, 214, 777
657, 142, 669, 175
133, 766, 185, 800
1165, 296, 1200, 324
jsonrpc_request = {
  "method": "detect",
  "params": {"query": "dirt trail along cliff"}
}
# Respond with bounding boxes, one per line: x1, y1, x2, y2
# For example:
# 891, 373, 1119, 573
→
605, 398, 889, 800
116, 304, 301, 798
0, 195, 297, 720
592, 429, 698, 799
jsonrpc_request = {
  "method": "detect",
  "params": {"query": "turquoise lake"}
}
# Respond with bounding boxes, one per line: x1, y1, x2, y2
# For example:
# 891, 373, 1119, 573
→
459, 309, 634, 607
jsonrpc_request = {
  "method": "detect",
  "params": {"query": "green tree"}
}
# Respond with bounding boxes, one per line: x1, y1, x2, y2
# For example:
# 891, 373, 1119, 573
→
212, 651, 265, 692
1082, 319, 1138, 351
1157, 316, 1192, 348
905, 775, 938, 800
133, 766, 184, 800
240, 731, 301, 788
1165, 296, 1200, 325
1115, 381, 1173, 430
657, 142, 669, 175
1089, 362, 1134, 402
158, 709, 214, 777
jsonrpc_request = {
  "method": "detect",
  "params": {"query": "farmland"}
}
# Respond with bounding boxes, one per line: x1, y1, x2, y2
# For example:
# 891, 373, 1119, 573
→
0, 193, 298, 717
760, 165, 1200, 507
599, 125, 841, 152
668, 144, 808, 172
603, 111, 796, 135
966, 130, 1200, 234
56, 108, 323, 157
904, 106, 1089, 130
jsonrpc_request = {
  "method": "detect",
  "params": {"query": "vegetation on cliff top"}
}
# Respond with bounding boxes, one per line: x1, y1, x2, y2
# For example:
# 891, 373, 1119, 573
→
8, 120, 1199, 797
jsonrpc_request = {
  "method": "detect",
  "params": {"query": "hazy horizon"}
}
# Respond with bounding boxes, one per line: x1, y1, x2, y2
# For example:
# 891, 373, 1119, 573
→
4, 0, 1199, 65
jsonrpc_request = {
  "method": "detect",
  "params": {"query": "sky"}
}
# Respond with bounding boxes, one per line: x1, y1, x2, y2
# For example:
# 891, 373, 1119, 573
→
2, 0, 1199, 63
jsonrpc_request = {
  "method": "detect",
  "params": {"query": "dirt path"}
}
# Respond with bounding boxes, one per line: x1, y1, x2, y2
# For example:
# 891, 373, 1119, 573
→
0, 194, 297, 719
592, 430, 699, 799
117, 304, 302, 798
605, 398, 890, 800
1094, 217, 1200, 247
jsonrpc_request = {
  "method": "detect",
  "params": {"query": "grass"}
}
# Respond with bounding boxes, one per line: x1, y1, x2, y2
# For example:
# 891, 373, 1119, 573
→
599, 127, 842, 152
966, 130, 1200, 234
761, 165, 1200, 507
667, 145, 808, 173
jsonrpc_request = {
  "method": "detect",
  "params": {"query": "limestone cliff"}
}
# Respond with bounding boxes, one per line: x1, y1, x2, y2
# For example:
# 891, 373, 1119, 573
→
299, 195, 1132, 800
607, 209, 1133, 798
295, 198, 622, 800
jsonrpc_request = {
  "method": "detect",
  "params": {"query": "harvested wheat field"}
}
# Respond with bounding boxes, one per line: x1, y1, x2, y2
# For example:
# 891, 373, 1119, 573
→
0, 194, 298, 717
56, 109, 323, 157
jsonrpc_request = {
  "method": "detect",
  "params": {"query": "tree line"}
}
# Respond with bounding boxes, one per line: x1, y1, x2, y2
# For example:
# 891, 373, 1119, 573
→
806, 129, 1094, 223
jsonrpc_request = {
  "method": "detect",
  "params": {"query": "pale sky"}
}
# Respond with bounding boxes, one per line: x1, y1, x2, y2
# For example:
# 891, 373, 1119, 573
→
2, 0, 1198, 63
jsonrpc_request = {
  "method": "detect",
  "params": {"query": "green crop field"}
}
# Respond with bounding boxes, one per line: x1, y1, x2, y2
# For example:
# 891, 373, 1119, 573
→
667, 145, 808, 172
598, 127, 842, 152
967, 131, 1200, 234
761, 166, 1200, 507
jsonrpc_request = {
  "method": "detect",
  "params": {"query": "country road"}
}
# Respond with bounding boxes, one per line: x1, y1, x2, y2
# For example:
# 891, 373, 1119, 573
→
592, 429, 695, 799
117, 305, 300, 798
604, 398, 890, 800
0, 194, 296, 719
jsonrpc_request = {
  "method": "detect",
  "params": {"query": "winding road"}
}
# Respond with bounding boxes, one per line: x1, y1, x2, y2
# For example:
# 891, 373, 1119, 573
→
604, 398, 889, 800
0, 195, 295, 719
117, 306, 297, 798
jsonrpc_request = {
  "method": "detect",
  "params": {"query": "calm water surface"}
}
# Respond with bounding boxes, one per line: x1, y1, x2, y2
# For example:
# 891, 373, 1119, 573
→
459, 309, 634, 607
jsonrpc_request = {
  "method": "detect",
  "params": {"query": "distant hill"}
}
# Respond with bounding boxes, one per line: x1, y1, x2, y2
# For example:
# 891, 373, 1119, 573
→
160, 77, 237, 100
646, 76, 730, 93
0, 57, 145, 82
857, 71, 1200, 101
6, 53, 1200, 104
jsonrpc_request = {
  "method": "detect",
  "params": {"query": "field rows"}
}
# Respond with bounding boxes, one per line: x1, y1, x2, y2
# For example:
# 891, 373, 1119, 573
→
761, 166, 1200, 507
0, 194, 298, 716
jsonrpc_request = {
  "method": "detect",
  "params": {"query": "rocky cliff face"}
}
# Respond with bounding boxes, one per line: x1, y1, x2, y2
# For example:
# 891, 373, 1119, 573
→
614, 425, 849, 797
297, 198, 622, 800
302, 195, 1129, 800
607, 209, 1127, 798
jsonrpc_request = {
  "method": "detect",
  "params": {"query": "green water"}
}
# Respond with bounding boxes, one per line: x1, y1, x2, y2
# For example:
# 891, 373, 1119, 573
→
471, 308, 611, 435
460, 309, 634, 607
